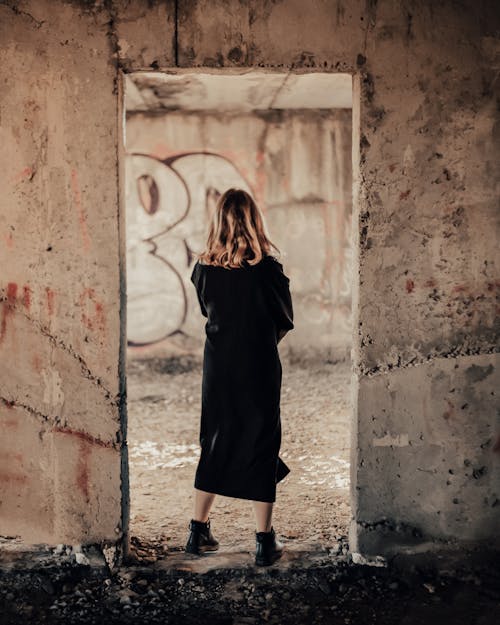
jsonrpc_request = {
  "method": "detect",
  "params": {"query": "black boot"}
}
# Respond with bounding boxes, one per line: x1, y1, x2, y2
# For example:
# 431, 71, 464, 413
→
185, 518, 219, 555
255, 526, 284, 566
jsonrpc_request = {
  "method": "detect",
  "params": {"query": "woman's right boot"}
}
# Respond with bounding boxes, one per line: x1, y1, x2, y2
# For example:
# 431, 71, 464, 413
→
185, 518, 219, 555
255, 526, 284, 566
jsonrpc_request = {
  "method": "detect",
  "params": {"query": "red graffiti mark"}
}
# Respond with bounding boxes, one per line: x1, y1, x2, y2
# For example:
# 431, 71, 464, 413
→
10, 166, 34, 184
0, 282, 18, 343
389, 163, 397, 173
70, 168, 91, 252
79, 287, 106, 333
53, 427, 116, 501
22, 285, 32, 310
3, 231, 14, 249
403, 278, 499, 298
442, 400, 454, 420
7, 283, 18, 300
405, 279, 415, 293
32, 353, 42, 373
52, 426, 115, 449
0, 471, 27, 484
2, 416, 19, 430
399, 189, 411, 200
1, 398, 15, 410
3, 451, 23, 463
45, 287, 55, 316
76, 439, 91, 502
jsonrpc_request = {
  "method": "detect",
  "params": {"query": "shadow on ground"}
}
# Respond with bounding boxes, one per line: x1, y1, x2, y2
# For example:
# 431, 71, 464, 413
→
0, 539, 499, 625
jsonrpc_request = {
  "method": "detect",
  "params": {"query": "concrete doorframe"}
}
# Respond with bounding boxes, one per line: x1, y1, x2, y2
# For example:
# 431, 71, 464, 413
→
115, 67, 362, 562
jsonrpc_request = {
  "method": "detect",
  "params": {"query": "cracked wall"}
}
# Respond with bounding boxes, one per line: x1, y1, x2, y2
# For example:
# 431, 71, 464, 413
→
1, 0, 499, 556
0, 0, 124, 543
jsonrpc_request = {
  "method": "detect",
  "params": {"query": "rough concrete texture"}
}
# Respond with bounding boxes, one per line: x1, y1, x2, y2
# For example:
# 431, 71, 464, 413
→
125, 109, 352, 359
0, 0, 499, 558
0, 1, 124, 543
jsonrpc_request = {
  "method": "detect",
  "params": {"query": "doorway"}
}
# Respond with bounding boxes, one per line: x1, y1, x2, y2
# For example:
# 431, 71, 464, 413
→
121, 69, 355, 561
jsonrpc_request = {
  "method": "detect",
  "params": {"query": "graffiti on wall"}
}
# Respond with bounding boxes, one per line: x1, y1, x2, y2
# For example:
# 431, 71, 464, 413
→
125, 151, 252, 346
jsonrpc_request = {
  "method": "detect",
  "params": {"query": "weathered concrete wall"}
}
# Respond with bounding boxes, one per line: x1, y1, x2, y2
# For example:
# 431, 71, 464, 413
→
0, 1, 125, 545
1, 0, 499, 557
125, 109, 352, 361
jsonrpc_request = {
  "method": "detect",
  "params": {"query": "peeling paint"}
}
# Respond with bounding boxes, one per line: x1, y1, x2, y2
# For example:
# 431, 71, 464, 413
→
372, 433, 409, 447
41, 368, 65, 410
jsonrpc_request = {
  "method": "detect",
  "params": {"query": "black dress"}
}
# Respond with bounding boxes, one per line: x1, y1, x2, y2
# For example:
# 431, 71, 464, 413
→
190, 254, 294, 503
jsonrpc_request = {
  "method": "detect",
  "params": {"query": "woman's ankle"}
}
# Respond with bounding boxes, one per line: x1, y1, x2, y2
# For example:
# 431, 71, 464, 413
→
256, 524, 273, 534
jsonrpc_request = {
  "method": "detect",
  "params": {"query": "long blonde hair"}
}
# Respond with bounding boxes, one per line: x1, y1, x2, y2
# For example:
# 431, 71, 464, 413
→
198, 188, 280, 268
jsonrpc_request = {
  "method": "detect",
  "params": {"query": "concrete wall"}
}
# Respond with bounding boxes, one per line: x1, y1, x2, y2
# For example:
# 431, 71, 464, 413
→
125, 109, 352, 361
1, 0, 499, 557
0, 0, 124, 545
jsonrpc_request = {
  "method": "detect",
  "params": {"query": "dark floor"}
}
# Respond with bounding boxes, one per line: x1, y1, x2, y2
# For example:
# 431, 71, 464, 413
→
1, 544, 499, 625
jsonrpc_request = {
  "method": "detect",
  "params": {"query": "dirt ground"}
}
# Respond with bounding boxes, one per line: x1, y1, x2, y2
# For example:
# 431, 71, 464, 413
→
1, 543, 499, 625
126, 355, 352, 555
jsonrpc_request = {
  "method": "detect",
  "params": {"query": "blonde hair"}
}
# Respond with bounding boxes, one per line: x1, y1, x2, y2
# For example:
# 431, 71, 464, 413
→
198, 188, 280, 268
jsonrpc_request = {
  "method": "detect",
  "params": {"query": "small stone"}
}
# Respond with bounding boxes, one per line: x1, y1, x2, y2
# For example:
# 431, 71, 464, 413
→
389, 582, 398, 590
41, 578, 54, 594
75, 552, 90, 566
318, 580, 331, 595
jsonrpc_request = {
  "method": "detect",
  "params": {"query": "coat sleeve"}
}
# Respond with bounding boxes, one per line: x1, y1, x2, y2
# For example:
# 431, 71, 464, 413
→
190, 262, 208, 318
263, 257, 294, 333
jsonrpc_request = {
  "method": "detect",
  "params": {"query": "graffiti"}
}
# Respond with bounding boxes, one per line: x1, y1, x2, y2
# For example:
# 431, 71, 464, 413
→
0, 283, 107, 342
125, 151, 252, 346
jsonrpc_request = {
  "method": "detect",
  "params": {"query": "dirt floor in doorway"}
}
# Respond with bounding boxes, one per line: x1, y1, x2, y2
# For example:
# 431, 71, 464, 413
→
126, 356, 351, 558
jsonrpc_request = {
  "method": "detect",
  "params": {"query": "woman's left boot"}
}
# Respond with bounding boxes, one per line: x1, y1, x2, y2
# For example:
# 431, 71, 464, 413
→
185, 518, 219, 555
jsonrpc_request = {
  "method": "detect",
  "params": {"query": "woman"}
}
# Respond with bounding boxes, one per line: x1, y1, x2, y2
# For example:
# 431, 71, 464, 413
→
185, 188, 294, 566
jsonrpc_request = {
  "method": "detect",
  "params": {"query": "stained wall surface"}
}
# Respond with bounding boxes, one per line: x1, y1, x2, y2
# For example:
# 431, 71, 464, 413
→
0, 0, 124, 544
1, 0, 499, 556
125, 109, 352, 361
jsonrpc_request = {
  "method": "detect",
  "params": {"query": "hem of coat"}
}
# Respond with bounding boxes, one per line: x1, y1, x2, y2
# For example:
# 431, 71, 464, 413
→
194, 481, 276, 503
194, 458, 290, 504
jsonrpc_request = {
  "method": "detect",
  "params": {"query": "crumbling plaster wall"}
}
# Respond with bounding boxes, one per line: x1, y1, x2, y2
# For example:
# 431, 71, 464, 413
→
1, 0, 499, 556
0, 0, 126, 544
125, 109, 352, 361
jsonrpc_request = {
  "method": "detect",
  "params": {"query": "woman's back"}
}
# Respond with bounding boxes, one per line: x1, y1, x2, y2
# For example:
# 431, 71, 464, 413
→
191, 254, 293, 348
190, 251, 293, 503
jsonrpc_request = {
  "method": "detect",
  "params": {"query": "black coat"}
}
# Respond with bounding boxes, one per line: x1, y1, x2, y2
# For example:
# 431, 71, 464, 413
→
190, 254, 294, 503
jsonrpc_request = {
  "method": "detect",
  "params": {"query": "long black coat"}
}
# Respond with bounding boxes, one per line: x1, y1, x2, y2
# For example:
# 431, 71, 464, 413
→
190, 254, 294, 503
